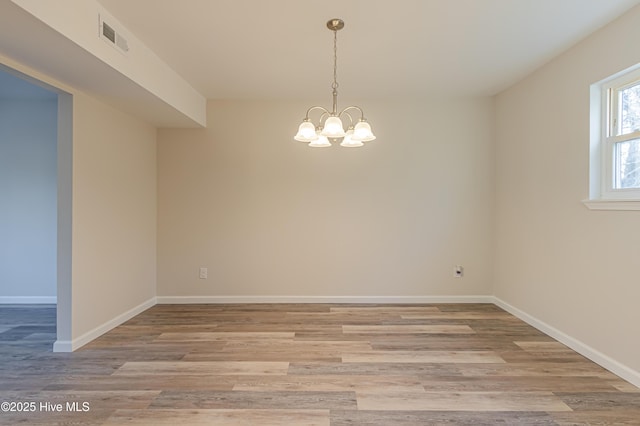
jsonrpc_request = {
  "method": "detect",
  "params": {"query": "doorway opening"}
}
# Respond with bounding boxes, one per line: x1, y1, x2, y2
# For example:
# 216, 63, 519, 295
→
0, 64, 72, 352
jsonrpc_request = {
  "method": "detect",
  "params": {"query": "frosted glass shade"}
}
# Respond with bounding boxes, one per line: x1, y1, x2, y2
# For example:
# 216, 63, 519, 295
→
340, 130, 363, 147
321, 116, 346, 138
352, 120, 376, 141
309, 134, 331, 147
294, 121, 319, 142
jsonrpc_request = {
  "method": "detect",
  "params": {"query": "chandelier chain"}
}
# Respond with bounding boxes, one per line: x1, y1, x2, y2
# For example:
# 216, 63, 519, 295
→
332, 29, 339, 91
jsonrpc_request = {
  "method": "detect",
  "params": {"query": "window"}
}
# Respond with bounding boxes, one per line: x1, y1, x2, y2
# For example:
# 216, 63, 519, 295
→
608, 76, 640, 190
586, 65, 640, 210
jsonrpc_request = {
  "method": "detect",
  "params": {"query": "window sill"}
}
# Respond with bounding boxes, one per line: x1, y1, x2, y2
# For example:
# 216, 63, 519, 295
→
582, 199, 640, 211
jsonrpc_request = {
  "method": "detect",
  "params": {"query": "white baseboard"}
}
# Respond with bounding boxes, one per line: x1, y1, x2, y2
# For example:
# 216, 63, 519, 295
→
46, 292, 640, 389
156, 295, 494, 304
0, 296, 56, 304
493, 296, 640, 389
53, 297, 156, 353
52, 339, 73, 352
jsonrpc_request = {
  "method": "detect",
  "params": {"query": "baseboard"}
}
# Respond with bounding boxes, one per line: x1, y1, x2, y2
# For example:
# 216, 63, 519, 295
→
52, 339, 73, 352
53, 296, 157, 353
46, 292, 640, 388
0, 296, 56, 304
156, 295, 494, 304
492, 296, 640, 389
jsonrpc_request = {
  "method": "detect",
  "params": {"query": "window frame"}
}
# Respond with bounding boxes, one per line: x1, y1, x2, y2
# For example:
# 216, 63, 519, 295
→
585, 65, 640, 210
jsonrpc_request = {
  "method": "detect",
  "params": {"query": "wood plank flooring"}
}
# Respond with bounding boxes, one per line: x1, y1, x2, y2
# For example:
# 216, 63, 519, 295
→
1, 303, 639, 425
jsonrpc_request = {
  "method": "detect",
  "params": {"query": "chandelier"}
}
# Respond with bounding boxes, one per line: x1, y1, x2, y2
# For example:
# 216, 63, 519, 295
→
294, 18, 376, 148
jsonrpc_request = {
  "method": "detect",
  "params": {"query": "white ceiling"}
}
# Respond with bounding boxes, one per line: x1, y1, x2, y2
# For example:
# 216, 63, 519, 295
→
97, 0, 640, 100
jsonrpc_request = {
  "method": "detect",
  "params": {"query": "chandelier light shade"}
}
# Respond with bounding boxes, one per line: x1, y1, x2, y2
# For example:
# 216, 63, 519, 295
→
309, 134, 332, 148
294, 18, 376, 148
321, 116, 346, 138
294, 121, 318, 142
353, 120, 376, 142
339, 129, 362, 147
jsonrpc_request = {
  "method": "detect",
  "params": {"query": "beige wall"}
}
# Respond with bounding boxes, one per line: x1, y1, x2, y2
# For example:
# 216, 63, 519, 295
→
0, 53, 158, 346
72, 92, 157, 338
157, 98, 494, 299
494, 7, 640, 373
4, 2, 638, 382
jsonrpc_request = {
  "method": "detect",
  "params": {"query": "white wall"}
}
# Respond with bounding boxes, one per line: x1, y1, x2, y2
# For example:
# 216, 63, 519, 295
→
157, 98, 495, 300
0, 98, 57, 300
494, 6, 640, 376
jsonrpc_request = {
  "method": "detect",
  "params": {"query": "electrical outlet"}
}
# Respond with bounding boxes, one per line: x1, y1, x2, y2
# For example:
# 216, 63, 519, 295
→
199, 267, 208, 279
454, 265, 464, 278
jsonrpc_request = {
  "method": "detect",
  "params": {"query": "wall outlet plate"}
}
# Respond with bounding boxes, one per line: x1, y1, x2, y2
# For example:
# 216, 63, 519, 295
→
199, 267, 208, 279
454, 265, 464, 277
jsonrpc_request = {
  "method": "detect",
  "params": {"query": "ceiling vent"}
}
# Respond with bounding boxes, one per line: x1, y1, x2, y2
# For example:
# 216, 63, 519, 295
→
99, 14, 129, 54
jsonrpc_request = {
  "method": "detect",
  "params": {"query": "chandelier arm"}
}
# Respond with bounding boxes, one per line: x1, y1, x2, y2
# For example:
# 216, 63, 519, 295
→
340, 106, 366, 121
304, 106, 331, 121
338, 110, 354, 128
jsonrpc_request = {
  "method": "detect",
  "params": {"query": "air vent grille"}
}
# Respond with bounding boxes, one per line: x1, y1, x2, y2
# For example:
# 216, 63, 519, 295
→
102, 22, 115, 43
99, 14, 129, 54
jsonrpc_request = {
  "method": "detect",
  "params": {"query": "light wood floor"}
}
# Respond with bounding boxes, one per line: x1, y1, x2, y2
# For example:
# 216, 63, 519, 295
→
1, 303, 639, 425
